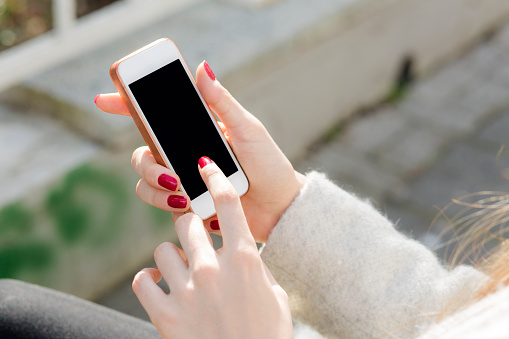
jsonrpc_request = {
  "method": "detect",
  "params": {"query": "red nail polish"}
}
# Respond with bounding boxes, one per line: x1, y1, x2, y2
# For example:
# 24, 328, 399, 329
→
158, 174, 178, 191
204, 61, 215, 81
167, 195, 187, 209
94, 94, 99, 104
198, 156, 213, 169
210, 220, 220, 231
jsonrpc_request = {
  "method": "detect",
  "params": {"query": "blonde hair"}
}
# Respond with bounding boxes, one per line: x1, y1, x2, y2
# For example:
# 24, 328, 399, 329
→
475, 239, 509, 298
433, 191, 509, 319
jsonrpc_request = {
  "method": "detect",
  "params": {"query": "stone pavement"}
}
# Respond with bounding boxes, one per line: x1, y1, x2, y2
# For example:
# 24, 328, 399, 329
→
97, 18, 509, 324
296, 23, 509, 259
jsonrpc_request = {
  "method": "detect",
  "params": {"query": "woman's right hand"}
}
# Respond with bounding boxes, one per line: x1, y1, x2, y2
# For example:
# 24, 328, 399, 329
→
133, 158, 293, 339
96, 61, 305, 243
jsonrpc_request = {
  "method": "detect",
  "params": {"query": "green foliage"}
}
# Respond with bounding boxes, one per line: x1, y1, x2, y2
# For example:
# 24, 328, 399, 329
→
322, 123, 344, 144
386, 56, 415, 104
52, 204, 90, 244
0, 203, 54, 279
0, 241, 53, 279
0, 202, 33, 235
385, 83, 408, 104
0, 164, 131, 279
45, 165, 128, 246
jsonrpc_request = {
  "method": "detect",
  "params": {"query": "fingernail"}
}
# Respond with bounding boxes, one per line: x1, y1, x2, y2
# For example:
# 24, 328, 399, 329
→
94, 94, 100, 104
210, 220, 220, 231
198, 156, 213, 169
158, 174, 178, 191
167, 195, 187, 209
204, 61, 215, 81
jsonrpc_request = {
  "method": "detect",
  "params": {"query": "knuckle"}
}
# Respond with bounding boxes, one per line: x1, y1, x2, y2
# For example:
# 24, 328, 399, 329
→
192, 260, 219, 284
132, 276, 142, 294
158, 308, 178, 328
148, 189, 159, 207
132, 268, 150, 293
154, 242, 174, 260
135, 179, 143, 196
223, 89, 234, 104
174, 212, 197, 229
133, 147, 154, 174
214, 187, 239, 206
136, 180, 159, 207
216, 88, 233, 105
240, 117, 267, 141
216, 92, 234, 116
229, 245, 260, 268
131, 153, 138, 171
249, 116, 264, 130
131, 146, 146, 169
144, 164, 159, 183
136, 180, 153, 206
275, 286, 289, 303
204, 164, 222, 177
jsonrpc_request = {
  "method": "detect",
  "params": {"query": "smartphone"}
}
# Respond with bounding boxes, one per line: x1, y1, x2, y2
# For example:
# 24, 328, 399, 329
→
110, 38, 249, 220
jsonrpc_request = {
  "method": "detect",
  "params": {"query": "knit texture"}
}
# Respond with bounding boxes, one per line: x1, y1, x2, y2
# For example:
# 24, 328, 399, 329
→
260, 172, 487, 339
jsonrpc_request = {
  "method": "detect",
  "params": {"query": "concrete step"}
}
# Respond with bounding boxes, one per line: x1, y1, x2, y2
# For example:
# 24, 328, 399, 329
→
6, 0, 509, 160
0, 103, 99, 207
4, 0, 361, 149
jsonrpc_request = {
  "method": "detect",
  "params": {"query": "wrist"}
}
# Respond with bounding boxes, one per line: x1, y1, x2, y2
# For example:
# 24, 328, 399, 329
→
261, 170, 306, 242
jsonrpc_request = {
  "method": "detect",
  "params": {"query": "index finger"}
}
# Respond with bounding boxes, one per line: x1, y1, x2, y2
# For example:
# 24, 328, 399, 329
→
173, 212, 216, 267
95, 93, 130, 116
198, 157, 255, 250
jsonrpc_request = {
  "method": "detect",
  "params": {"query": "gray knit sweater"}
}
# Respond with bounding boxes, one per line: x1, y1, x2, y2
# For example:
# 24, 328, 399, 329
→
260, 172, 509, 339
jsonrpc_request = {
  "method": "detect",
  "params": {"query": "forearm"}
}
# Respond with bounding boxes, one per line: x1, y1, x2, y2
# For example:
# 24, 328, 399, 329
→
260, 172, 486, 338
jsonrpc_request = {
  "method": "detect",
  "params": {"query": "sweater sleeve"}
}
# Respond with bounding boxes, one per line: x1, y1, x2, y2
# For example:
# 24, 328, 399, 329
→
260, 172, 486, 339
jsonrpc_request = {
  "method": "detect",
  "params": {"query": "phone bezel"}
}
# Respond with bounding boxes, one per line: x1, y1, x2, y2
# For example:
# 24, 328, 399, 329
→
116, 39, 248, 220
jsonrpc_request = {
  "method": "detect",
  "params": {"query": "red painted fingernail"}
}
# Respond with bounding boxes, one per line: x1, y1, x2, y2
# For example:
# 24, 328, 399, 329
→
158, 174, 178, 191
204, 61, 215, 81
94, 94, 100, 104
167, 195, 187, 209
210, 220, 220, 231
198, 156, 213, 169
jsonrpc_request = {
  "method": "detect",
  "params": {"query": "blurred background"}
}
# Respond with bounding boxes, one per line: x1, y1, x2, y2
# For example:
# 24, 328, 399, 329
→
1, 0, 509, 324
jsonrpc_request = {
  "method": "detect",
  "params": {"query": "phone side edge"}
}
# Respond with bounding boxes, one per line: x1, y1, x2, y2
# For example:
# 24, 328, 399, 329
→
109, 60, 167, 167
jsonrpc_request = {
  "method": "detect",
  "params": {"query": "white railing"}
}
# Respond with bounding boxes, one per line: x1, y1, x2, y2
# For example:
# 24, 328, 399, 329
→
54, 0, 77, 37
0, 0, 199, 93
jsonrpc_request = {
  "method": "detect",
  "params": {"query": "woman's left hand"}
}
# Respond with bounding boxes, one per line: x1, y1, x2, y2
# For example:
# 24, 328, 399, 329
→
132, 157, 293, 339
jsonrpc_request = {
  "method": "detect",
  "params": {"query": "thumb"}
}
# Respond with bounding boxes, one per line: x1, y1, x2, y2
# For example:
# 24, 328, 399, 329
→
196, 61, 253, 132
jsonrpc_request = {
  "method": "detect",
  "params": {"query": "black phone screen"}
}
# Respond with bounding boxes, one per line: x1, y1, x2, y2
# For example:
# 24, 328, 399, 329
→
129, 59, 237, 200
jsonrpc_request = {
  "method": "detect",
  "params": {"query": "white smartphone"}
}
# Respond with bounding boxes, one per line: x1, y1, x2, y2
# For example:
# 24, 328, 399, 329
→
110, 38, 249, 220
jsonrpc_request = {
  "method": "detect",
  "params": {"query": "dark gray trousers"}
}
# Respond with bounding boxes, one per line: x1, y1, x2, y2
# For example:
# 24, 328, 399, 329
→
0, 279, 160, 338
